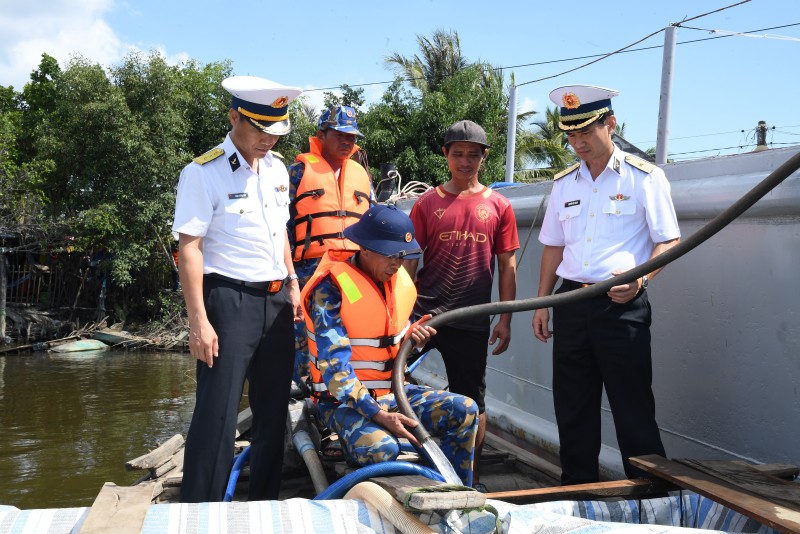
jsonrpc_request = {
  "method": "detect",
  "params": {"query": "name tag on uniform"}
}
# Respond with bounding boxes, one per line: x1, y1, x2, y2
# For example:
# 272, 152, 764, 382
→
565, 200, 580, 207
228, 192, 248, 199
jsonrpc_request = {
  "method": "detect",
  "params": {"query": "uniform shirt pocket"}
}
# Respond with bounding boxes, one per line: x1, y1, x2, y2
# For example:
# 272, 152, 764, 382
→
602, 196, 636, 232
272, 187, 291, 223
224, 199, 262, 236
558, 203, 583, 243
273, 186, 290, 207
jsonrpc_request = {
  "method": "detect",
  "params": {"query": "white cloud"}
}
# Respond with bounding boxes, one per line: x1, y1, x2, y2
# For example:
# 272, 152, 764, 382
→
0, 0, 190, 91
518, 96, 537, 115
0, 0, 124, 89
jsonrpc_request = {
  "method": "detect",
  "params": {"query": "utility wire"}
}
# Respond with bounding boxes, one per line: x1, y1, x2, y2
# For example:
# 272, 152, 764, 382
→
308, 20, 799, 93
515, 28, 666, 87
494, 22, 800, 74
516, 0, 760, 87
679, 25, 800, 42
674, 0, 752, 25
641, 127, 759, 144
633, 123, 800, 150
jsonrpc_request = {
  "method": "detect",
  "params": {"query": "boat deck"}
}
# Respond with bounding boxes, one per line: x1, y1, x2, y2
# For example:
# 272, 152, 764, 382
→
3, 410, 797, 532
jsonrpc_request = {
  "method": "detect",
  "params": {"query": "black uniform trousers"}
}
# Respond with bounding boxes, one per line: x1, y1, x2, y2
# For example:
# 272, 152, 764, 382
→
552, 280, 665, 485
181, 277, 295, 502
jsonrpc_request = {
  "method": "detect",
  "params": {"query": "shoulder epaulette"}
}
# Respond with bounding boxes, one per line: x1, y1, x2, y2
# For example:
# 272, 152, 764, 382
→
624, 154, 656, 174
269, 150, 284, 160
193, 147, 225, 165
553, 162, 580, 181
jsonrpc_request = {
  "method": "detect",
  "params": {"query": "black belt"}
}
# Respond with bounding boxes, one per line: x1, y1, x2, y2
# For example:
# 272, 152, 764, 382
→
205, 272, 286, 293
561, 279, 594, 290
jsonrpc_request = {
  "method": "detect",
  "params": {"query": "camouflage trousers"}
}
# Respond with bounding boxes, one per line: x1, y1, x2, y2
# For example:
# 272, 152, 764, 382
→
292, 260, 319, 385
318, 384, 479, 486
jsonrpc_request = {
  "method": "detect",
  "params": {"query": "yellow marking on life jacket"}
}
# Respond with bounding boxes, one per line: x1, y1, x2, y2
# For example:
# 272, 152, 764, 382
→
306, 155, 319, 163
335, 271, 363, 303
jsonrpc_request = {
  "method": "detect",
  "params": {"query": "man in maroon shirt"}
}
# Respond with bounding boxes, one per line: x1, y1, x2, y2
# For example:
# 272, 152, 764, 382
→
404, 120, 519, 489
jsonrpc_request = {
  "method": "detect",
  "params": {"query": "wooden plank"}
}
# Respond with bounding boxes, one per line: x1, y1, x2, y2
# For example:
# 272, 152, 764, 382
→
678, 459, 800, 511
150, 450, 182, 479
483, 432, 561, 485
79, 482, 155, 534
162, 473, 183, 487
630, 455, 800, 534
139, 480, 164, 501
485, 478, 676, 504
370, 475, 486, 511
125, 434, 184, 471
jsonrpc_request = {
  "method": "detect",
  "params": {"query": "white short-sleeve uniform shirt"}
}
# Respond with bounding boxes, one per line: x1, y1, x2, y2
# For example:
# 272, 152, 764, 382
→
539, 147, 680, 283
172, 134, 291, 282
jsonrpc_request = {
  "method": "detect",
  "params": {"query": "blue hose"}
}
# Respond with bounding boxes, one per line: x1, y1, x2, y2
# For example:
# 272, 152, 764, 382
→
223, 445, 251, 502
313, 461, 445, 500
406, 347, 432, 375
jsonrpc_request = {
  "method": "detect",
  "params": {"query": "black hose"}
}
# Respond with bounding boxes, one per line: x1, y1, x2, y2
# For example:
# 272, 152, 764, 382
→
393, 150, 800, 444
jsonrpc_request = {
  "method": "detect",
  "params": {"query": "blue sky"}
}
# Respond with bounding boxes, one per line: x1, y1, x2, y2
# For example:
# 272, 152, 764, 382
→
1, 0, 798, 162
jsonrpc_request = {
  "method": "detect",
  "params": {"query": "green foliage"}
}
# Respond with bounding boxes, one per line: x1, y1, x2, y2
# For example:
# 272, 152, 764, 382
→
385, 29, 468, 95
322, 84, 366, 113
0, 93, 57, 233
0, 28, 585, 323
1, 51, 239, 320
274, 97, 317, 162
0, 85, 19, 113
175, 59, 233, 156
359, 64, 508, 185
515, 106, 576, 181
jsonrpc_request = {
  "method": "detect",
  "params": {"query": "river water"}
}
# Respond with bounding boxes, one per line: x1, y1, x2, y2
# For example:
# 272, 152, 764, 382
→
0, 349, 197, 510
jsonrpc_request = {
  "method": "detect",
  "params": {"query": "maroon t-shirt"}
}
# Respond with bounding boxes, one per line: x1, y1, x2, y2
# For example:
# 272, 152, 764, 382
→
409, 185, 519, 331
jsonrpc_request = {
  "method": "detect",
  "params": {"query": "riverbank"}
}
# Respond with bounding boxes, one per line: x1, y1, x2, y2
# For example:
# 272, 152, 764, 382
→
0, 291, 189, 354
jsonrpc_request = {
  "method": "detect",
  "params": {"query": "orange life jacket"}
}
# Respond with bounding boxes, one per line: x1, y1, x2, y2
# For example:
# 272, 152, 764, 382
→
301, 250, 416, 399
292, 137, 372, 261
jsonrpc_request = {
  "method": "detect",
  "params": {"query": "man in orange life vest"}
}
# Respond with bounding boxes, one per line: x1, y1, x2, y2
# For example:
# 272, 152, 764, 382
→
287, 106, 374, 384
301, 204, 479, 485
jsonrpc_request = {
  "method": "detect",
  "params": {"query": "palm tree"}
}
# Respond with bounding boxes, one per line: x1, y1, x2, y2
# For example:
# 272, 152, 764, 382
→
385, 29, 468, 94
297, 97, 318, 125
515, 106, 576, 181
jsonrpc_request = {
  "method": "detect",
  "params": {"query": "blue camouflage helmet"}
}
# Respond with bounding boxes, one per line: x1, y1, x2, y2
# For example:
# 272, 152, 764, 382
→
318, 105, 363, 136
343, 204, 421, 259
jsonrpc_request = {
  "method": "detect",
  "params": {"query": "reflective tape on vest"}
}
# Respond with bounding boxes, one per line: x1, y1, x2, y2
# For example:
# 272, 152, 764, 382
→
312, 357, 392, 372
306, 323, 409, 349
310, 379, 392, 392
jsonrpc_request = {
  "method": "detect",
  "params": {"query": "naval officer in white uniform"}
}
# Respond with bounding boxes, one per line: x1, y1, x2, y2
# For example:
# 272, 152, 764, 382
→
173, 75, 303, 502
532, 84, 681, 485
